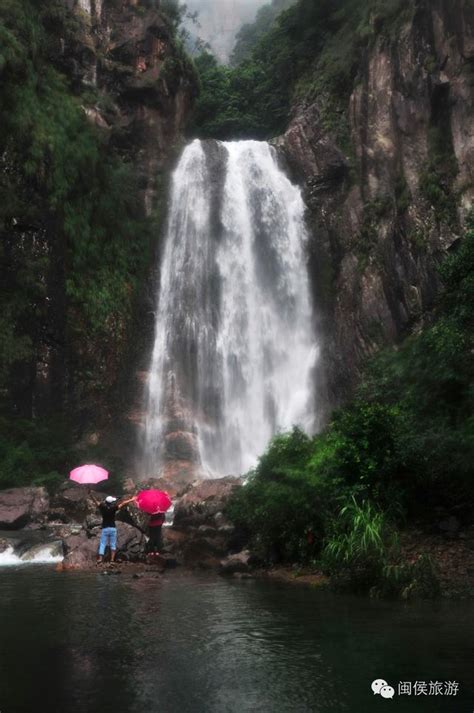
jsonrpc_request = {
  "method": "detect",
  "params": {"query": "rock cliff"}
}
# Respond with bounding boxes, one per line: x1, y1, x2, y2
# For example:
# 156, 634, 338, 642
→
63, 0, 197, 210
276, 0, 474, 411
0, 0, 198, 441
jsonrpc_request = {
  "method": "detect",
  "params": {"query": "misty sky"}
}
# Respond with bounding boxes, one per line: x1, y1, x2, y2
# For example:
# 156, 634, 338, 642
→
183, 0, 270, 63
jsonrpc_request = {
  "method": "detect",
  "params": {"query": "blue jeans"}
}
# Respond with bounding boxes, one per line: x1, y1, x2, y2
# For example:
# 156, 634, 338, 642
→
99, 527, 117, 555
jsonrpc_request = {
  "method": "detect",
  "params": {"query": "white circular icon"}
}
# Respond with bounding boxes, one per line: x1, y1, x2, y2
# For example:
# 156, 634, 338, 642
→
371, 679, 388, 695
380, 685, 395, 699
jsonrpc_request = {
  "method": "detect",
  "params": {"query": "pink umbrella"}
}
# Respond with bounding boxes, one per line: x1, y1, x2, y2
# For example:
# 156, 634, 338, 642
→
69, 464, 109, 485
136, 490, 172, 515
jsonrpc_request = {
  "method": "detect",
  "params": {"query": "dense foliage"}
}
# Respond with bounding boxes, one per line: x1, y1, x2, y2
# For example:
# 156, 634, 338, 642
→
191, 0, 412, 140
229, 0, 296, 67
228, 217, 474, 593
0, 0, 159, 487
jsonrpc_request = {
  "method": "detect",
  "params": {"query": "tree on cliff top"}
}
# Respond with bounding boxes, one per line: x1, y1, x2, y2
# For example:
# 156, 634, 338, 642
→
191, 0, 412, 140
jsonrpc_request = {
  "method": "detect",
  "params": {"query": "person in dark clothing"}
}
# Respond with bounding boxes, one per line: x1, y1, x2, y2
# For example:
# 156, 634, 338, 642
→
146, 511, 165, 556
96, 495, 136, 563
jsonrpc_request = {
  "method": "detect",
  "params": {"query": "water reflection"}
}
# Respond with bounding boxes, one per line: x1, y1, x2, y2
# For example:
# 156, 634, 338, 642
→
0, 569, 473, 713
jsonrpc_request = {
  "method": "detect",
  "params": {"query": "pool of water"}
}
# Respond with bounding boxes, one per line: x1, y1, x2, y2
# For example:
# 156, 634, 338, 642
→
0, 567, 473, 713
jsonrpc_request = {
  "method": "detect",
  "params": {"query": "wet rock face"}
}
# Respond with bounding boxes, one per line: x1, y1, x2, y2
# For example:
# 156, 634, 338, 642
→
0, 481, 244, 570
115, 521, 147, 559
61, 517, 147, 568
62, 532, 99, 569
62, 0, 198, 213
0, 487, 50, 530
165, 477, 244, 568
277, 0, 474, 412
173, 476, 243, 528
50, 485, 98, 524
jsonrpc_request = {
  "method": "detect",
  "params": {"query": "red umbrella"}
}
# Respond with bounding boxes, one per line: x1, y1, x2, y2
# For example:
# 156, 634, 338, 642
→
136, 490, 172, 514
69, 464, 109, 485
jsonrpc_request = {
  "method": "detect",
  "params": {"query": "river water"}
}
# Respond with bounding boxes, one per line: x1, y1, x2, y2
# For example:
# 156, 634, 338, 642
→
0, 567, 473, 713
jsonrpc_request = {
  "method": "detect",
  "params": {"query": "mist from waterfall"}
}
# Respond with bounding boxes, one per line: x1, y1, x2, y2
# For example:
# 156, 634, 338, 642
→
143, 139, 319, 477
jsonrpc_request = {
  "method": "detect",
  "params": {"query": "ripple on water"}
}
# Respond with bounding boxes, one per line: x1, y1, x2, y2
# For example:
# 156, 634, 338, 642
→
0, 570, 473, 713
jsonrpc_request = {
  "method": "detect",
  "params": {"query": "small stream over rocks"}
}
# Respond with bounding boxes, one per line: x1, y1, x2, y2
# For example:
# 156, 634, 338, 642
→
0, 532, 63, 565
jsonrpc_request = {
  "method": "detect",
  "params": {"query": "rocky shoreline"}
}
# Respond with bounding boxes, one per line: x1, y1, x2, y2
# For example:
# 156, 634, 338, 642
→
1, 479, 473, 599
0, 477, 248, 573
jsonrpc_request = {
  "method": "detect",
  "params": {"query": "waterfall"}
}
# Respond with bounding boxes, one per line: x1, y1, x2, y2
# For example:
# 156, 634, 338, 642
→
0, 543, 63, 567
143, 139, 319, 478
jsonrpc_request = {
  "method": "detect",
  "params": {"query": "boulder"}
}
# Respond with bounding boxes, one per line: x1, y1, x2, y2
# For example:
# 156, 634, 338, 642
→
162, 527, 187, 552
164, 431, 200, 462
61, 531, 99, 569
166, 531, 230, 569
0, 487, 50, 529
173, 476, 243, 528
47, 523, 83, 540
161, 477, 245, 568
61, 521, 146, 568
122, 477, 137, 495
85, 513, 102, 532
219, 550, 256, 575
138, 476, 186, 500
116, 522, 146, 561
46, 507, 70, 524
118, 504, 149, 535
51, 486, 99, 523
160, 460, 202, 490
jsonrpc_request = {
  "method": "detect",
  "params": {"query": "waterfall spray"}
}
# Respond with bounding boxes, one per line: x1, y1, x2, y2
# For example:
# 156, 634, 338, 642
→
143, 139, 319, 478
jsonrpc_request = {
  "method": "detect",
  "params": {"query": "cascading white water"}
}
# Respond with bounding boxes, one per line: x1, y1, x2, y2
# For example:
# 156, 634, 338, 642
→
143, 139, 319, 477
0, 544, 63, 567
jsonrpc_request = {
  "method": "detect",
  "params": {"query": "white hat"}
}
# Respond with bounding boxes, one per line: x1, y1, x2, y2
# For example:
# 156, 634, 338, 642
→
105, 496, 117, 503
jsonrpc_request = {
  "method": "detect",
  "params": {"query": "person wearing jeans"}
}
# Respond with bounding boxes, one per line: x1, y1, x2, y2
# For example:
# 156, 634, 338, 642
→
96, 495, 136, 563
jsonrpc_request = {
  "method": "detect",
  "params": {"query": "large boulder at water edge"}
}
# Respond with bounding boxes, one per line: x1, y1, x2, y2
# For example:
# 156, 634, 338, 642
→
61, 522, 146, 569
163, 477, 244, 568
0, 487, 50, 529
50, 484, 99, 524
173, 476, 243, 528
116, 522, 147, 561
61, 531, 99, 569
163, 527, 230, 569
83, 521, 146, 562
